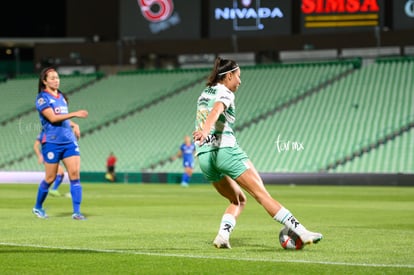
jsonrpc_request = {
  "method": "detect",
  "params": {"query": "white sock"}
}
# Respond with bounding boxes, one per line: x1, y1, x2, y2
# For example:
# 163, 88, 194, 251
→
218, 213, 236, 240
273, 207, 307, 236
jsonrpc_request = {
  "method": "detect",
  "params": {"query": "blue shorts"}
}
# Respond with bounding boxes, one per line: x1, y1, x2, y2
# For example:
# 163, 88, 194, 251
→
183, 160, 194, 169
42, 142, 80, 164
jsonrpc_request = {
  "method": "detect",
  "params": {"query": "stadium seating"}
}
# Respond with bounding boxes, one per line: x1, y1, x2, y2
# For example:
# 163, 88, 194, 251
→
0, 73, 102, 168
2, 58, 413, 175
237, 58, 414, 172
68, 69, 208, 131
77, 80, 207, 172
235, 62, 355, 125
79, 61, 356, 173
334, 128, 414, 173
0, 73, 101, 125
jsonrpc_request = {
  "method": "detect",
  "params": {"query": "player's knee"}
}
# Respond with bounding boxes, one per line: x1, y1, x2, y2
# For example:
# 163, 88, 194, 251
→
45, 175, 56, 184
230, 192, 247, 207
57, 166, 65, 174
67, 170, 80, 180
239, 191, 247, 205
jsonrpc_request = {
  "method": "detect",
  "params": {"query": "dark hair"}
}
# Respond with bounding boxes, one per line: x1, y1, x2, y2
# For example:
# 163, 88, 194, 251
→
206, 57, 238, 87
38, 67, 56, 93
38, 67, 68, 103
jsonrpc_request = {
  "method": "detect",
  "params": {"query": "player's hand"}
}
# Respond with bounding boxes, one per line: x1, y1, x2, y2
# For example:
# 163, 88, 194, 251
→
193, 130, 206, 145
37, 155, 44, 164
75, 110, 88, 118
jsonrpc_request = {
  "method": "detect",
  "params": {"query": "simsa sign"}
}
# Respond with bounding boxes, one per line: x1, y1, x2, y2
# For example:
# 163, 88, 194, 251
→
301, 0, 384, 33
209, 0, 292, 38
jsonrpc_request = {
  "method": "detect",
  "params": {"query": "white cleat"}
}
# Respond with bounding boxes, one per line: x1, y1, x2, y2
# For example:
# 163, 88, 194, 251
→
213, 234, 231, 249
300, 231, 323, 245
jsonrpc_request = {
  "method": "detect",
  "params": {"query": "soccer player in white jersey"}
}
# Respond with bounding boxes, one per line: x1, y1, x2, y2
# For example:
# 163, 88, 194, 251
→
193, 57, 323, 249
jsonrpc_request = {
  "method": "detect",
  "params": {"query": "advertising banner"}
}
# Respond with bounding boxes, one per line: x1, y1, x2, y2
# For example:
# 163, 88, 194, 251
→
393, 0, 414, 30
300, 0, 384, 34
209, 0, 292, 38
120, 0, 201, 40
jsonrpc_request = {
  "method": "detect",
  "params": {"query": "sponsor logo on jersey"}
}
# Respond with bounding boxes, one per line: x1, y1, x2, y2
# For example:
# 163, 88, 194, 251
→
54, 106, 69, 114
37, 98, 46, 106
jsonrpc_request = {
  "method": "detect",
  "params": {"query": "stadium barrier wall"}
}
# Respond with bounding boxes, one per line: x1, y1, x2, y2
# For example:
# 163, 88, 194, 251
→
1, 172, 412, 186
80, 172, 209, 184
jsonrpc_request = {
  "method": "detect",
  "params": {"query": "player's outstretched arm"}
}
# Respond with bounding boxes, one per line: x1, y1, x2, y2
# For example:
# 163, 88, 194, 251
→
170, 151, 182, 161
41, 108, 88, 124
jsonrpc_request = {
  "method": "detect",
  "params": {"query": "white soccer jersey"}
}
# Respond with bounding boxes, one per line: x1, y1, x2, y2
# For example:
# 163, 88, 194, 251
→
195, 83, 237, 154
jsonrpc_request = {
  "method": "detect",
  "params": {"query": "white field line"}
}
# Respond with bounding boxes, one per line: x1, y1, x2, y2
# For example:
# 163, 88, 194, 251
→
1, 242, 413, 269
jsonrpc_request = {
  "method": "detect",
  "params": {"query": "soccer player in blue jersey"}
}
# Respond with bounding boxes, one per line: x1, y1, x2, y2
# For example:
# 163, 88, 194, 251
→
172, 135, 196, 187
193, 57, 322, 248
34, 132, 65, 196
33, 67, 88, 220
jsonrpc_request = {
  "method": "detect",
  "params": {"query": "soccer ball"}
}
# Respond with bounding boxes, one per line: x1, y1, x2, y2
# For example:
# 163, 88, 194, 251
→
279, 226, 304, 250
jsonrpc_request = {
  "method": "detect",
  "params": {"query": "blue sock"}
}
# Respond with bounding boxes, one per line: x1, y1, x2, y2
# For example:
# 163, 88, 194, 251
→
182, 173, 190, 184
70, 179, 82, 214
35, 180, 51, 209
52, 174, 64, 191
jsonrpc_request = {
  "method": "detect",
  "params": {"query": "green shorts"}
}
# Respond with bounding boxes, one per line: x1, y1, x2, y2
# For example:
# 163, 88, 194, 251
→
197, 146, 250, 182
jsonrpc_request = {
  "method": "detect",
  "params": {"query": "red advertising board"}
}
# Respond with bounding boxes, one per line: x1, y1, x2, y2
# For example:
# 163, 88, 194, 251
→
301, 0, 384, 33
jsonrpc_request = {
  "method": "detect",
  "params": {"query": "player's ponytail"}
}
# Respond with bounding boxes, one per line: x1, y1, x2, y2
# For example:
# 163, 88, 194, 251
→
206, 57, 238, 87
59, 90, 69, 104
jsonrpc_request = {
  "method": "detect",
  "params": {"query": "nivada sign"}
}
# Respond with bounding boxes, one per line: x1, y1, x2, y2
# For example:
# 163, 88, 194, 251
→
209, 0, 292, 38
301, 0, 384, 33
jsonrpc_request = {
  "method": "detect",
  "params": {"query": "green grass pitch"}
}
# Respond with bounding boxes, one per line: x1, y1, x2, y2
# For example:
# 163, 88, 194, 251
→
0, 183, 413, 274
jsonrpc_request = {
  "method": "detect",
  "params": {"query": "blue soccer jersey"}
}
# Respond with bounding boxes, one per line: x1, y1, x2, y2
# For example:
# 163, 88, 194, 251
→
181, 143, 195, 168
35, 91, 76, 144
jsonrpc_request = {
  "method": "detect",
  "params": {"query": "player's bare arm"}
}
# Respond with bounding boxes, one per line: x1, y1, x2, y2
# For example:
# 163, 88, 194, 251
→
193, 102, 225, 143
41, 108, 88, 124
33, 140, 43, 164
70, 121, 81, 140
